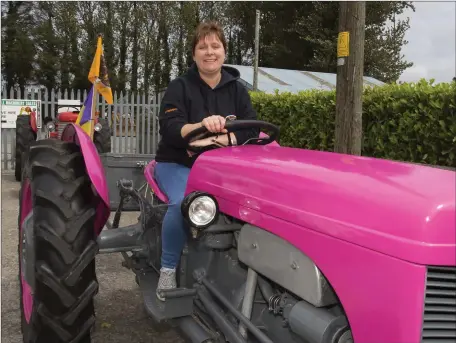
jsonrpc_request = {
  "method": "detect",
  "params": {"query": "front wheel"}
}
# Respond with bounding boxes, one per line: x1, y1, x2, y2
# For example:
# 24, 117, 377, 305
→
19, 139, 100, 343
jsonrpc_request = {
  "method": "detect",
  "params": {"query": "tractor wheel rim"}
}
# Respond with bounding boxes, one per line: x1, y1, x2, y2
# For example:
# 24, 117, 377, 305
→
20, 179, 33, 323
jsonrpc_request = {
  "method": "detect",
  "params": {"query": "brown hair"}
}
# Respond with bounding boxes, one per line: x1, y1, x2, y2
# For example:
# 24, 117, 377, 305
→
191, 21, 227, 55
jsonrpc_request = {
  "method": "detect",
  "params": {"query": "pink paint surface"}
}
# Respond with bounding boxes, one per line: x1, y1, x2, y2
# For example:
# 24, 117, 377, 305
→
185, 145, 456, 342
188, 145, 456, 265
61, 124, 110, 235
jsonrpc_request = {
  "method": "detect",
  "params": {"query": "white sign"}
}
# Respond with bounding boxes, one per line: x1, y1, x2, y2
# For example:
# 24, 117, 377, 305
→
1, 99, 42, 129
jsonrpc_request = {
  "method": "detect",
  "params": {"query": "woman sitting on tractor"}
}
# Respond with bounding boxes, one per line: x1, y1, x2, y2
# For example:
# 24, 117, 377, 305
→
154, 20, 259, 300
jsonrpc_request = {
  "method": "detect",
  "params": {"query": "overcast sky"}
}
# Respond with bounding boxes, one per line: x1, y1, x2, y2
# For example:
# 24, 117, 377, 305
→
399, 1, 455, 84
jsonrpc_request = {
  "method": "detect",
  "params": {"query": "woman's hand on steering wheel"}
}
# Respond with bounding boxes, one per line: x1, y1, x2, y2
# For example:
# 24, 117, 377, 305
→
184, 119, 279, 154
201, 115, 228, 133
189, 136, 220, 148
187, 135, 224, 157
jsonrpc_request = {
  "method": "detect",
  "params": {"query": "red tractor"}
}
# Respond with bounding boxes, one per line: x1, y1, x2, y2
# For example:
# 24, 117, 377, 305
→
14, 99, 111, 181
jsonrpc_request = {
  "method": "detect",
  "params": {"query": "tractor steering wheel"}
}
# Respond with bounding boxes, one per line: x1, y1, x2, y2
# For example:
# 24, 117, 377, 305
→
183, 119, 280, 153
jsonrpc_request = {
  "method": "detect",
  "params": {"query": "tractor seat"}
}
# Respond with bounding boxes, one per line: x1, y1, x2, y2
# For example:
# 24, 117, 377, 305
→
144, 160, 169, 203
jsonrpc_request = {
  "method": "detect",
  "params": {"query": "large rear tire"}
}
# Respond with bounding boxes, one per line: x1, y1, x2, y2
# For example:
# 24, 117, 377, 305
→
18, 139, 99, 343
15, 115, 36, 181
93, 117, 111, 153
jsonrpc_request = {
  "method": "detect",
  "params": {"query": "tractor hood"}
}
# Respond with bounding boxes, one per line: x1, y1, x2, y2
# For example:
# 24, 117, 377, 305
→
187, 145, 456, 265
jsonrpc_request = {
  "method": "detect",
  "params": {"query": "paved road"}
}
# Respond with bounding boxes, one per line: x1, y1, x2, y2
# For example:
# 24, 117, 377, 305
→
1, 173, 184, 343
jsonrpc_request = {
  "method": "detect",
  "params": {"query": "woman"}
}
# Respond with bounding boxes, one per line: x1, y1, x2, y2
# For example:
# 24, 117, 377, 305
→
154, 20, 259, 300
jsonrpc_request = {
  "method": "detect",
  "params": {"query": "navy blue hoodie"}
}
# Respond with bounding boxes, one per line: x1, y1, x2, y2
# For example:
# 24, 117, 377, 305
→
155, 63, 258, 167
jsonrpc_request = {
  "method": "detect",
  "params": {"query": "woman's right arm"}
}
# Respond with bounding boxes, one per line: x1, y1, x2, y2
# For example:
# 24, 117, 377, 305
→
159, 79, 227, 148
181, 115, 227, 137
180, 122, 203, 138
159, 79, 196, 149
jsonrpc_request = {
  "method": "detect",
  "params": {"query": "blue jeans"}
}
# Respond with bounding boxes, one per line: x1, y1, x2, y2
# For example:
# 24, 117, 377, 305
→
154, 162, 191, 269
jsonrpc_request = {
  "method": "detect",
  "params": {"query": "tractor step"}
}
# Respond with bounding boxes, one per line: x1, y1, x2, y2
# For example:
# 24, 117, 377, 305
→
137, 270, 196, 322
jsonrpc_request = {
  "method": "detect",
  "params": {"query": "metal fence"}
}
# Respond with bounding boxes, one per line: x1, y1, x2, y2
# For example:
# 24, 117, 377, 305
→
1, 86, 164, 171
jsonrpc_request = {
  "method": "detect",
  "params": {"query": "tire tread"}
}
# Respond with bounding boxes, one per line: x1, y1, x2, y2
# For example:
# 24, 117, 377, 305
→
21, 139, 98, 343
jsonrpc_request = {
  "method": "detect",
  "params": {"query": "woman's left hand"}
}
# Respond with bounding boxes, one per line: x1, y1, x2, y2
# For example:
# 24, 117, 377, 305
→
189, 136, 221, 147
187, 136, 221, 157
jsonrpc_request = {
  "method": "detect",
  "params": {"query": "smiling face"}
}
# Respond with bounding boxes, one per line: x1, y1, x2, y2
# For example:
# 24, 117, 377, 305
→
193, 33, 226, 75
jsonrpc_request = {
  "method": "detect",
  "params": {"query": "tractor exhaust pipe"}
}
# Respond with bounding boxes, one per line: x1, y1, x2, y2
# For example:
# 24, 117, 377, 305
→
287, 301, 350, 343
239, 268, 258, 338
196, 287, 248, 343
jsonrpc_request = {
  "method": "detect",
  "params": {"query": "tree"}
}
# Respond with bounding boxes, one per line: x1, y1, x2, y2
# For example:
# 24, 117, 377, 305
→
363, 1, 414, 82
228, 1, 414, 83
98, 1, 118, 91
53, 2, 86, 90
1, 0, 415, 93
1, 1, 36, 93
34, 1, 60, 92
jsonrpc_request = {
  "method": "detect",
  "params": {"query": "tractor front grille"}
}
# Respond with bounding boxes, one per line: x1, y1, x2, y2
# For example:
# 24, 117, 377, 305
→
422, 266, 456, 342
56, 121, 69, 139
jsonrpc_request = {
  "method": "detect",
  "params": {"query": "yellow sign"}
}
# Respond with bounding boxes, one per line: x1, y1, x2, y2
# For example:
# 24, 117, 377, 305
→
337, 31, 350, 57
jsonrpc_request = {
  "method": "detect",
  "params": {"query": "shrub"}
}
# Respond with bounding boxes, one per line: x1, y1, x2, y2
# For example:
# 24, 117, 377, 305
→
250, 79, 456, 168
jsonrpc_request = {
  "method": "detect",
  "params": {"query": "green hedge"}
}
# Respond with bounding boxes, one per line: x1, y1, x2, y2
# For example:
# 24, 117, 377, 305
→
250, 79, 456, 168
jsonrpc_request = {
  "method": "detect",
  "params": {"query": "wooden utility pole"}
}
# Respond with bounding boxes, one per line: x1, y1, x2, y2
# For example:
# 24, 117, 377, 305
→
253, 10, 260, 91
334, 1, 366, 155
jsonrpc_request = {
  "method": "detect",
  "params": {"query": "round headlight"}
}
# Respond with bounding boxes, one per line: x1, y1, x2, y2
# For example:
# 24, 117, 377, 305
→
188, 196, 217, 227
46, 122, 55, 131
94, 123, 102, 132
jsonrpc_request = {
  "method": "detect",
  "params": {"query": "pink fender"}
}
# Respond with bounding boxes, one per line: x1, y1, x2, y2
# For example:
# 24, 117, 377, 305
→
61, 124, 110, 236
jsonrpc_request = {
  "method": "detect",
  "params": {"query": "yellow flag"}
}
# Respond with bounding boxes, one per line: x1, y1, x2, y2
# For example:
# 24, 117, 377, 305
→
88, 36, 113, 104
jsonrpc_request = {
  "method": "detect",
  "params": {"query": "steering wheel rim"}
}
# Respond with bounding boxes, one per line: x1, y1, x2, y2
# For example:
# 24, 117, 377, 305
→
183, 120, 280, 153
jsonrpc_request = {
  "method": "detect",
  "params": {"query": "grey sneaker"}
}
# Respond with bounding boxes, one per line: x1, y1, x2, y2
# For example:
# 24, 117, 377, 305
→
156, 267, 177, 301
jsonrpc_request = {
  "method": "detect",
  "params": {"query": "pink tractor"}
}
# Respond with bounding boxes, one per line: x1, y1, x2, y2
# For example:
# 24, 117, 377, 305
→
18, 118, 456, 343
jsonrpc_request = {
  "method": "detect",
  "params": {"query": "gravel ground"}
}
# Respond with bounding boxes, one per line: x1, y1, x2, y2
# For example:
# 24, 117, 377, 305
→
1, 172, 184, 343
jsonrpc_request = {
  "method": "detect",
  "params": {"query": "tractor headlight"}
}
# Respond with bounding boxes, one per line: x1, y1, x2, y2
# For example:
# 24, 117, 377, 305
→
181, 192, 218, 228
189, 196, 217, 226
94, 123, 102, 132
46, 122, 55, 132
